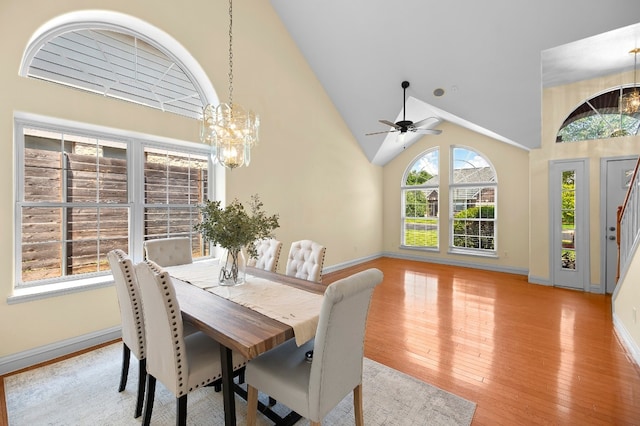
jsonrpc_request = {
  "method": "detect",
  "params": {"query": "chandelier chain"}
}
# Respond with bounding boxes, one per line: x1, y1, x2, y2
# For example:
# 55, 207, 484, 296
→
228, 0, 234, 106
634, 48, 638, 88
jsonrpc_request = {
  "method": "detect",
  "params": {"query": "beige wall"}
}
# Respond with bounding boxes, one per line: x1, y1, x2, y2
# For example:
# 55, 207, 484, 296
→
532, 72, 640, 288
0, 0, 382, 358
614, 248, 640, 358
382, 121, 530, 273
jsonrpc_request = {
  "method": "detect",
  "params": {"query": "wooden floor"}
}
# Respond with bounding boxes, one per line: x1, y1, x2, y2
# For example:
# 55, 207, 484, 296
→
323, 258, 640, 425
2, 257, 640, 425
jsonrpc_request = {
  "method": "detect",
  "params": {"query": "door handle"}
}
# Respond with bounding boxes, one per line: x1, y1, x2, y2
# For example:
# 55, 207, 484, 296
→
609, 236, 616, 240
609, 226, 616, 231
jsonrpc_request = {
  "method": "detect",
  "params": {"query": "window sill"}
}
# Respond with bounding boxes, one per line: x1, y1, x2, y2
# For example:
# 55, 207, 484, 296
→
399, 245, 440, 252
7, 275, 114, 304
447, 247, 498, 258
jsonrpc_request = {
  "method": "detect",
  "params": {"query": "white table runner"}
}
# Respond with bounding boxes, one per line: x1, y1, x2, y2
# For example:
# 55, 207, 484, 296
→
164, 260, 323, 346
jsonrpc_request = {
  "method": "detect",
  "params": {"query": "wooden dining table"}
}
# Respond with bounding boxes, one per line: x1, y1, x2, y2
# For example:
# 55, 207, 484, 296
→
171, 265, 326, 426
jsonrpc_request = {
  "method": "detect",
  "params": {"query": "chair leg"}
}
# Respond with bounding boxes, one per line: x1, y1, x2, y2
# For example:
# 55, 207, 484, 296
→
176, 395, 187, 426
142, 374, 156, 426
353, 383, 364, 426
118, 343, 131, 392
246, 385, 259, 426
238, 366, 246, 384
134, 358, 147, 418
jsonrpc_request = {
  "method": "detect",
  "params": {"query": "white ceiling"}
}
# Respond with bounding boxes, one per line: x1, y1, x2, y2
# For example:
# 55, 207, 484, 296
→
269, 0, 640, 165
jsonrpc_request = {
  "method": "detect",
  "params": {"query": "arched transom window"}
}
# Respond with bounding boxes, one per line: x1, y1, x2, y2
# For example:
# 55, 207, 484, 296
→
557, 87, 640, 142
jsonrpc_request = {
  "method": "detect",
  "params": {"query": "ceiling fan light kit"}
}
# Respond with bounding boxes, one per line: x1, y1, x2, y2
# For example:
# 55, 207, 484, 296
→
365, 80, 442, 137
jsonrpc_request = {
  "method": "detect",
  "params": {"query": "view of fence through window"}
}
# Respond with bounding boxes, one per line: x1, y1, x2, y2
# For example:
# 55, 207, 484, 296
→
19, 127, 209, 285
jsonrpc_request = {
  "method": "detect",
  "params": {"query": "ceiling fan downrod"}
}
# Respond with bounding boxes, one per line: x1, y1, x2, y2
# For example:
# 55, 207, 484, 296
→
398, 81, 411, 131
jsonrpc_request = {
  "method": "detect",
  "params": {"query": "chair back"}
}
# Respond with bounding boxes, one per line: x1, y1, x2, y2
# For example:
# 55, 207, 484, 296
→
308, 268, 383, 420
144, 237, 193, 267
247, 238, 282, 272
134, 260, 189, 397
285, 240, 326, 282
107, 249, 145, 360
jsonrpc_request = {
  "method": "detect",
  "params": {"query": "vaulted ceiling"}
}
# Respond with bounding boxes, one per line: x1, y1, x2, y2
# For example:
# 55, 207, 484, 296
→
269, 0, 640, 165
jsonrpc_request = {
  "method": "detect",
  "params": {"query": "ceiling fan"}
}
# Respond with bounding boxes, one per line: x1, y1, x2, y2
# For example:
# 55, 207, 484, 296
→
366, 81, 442, 137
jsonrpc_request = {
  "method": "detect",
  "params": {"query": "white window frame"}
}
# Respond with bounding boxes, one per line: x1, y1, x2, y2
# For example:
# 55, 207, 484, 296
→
400, 148, 440, 251
448, 146, 498, 257
11, 112, 216, 302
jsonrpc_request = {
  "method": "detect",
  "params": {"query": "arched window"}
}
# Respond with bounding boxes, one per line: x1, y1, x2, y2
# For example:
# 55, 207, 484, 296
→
401, 148, 440, 249
19, 10, 217, 118
557, 87, 640, 142
450, 146, 497, 254
14, 12, 219, 295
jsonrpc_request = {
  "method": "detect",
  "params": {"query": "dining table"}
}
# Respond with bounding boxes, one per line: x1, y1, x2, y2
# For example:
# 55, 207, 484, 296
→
167, 260, 326, 426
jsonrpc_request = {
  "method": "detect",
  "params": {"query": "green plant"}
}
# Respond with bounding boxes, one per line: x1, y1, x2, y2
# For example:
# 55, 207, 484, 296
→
194, 194, 279, 258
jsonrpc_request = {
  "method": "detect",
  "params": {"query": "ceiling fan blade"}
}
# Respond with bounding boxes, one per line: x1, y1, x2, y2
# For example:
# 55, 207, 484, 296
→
411, 117, 439, 129
365, 129, 399, 136
412, 128, 442, 135
379, 119, 401, 129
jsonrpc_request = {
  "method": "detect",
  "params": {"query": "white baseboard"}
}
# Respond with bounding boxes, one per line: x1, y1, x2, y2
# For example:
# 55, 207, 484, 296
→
612, 313, 640, 369
322, 253, 382, 274
383, 251, 529, 276
528, 275, 552, 286
0, 326, 121, 375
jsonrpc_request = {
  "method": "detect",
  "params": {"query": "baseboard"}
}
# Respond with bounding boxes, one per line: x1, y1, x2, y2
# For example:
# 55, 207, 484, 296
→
0, 326, 121, 375
382, 251, 529, 276
528, 275, 552, 286
322, 253, 383, 274
612, 313, 640, 369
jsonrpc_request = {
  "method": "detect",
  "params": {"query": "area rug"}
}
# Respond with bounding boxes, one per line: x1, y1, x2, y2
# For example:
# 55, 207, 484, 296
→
4, 343, 475, 425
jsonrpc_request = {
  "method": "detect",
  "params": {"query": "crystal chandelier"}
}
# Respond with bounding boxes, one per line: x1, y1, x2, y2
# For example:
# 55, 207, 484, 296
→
620, 48, 640, 115
200, 0, 259, 169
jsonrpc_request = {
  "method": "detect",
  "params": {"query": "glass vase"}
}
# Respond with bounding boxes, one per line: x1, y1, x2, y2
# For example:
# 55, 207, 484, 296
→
219, 248, 246, 286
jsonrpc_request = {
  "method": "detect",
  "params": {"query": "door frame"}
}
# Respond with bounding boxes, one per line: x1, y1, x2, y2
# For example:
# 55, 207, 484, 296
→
549, 159, 590, 291
599, 155, 638, 294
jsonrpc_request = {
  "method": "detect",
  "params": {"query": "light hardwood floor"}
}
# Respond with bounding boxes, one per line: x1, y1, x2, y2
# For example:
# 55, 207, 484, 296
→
322, 257, 640, 425
2, 257, 639, 425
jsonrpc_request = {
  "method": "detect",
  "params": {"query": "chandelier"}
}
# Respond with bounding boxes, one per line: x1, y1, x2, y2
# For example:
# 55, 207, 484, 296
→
620, 48, 640, 115
200, 0, 259, 169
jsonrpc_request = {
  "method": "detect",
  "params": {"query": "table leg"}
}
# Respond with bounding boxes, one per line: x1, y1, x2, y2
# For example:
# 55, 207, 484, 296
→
220, 344, 236, 426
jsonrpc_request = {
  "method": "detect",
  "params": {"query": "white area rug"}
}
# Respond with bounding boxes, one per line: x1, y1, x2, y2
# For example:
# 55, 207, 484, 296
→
5, 343, 475, 425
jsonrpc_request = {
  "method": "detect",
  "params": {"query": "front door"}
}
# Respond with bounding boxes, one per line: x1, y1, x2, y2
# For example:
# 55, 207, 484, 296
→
550, 160, 589, 290
602, 156, 638, 293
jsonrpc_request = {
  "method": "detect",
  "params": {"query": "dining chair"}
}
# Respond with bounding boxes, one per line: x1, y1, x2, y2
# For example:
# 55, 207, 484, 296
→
143, 236, 193, 267
245, 268, 384, 426
285, 239, 326, 283
134, 260, 246, 426
107, 249, 147, 418
247, 238, 282, 272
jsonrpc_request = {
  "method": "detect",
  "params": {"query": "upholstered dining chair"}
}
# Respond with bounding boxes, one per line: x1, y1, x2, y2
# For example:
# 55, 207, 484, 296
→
247, 238, 282, 272
134, 260, 246, 426
143, 236, 193, 267
245, 268, 384, 426
107, 249, 147, 418
285, 240, 326, 283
